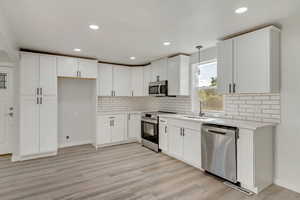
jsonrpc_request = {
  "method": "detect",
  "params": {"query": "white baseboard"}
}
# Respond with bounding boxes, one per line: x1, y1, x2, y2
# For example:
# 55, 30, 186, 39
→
97, 139, 139, 148
59, 140, 92, 148
274, 178, 300, 194
17, 151, 57, 161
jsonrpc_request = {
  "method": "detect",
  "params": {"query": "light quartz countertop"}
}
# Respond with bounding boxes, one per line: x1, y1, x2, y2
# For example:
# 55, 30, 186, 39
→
97, 110, 156, 116
159, 114, 276, 130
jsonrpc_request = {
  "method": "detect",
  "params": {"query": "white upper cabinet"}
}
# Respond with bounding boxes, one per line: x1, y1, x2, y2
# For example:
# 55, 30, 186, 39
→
20, 52, 39, 96
98, 64, 113, 96
217, 26, 280, 94
78, 59, 98, 79
57, 56, 97, 79
217, 39, 234, 94
57, 56, 78, 78
234, 27, 280, 93
130, 67, 144, 96
143, 65, 152, 96
113, 66, 131, 96
39, 55, 57, 96
167, 55, 190, 96
151, 58, 168, 82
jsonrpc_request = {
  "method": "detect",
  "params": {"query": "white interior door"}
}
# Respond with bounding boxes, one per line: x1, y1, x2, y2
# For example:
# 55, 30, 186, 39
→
0, 68, 14, 155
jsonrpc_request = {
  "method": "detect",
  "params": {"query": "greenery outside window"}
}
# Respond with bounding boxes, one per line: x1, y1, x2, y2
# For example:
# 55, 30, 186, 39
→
195, 61, 223, 112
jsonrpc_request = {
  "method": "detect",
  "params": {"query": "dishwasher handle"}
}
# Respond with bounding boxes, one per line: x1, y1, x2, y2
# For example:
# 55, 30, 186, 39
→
202, 126, 237, 137
207, 129, 227, 135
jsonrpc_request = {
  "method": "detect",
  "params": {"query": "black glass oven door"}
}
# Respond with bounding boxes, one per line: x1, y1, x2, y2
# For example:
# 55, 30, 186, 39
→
142, 121, 158, 143
149, 85, 159, 95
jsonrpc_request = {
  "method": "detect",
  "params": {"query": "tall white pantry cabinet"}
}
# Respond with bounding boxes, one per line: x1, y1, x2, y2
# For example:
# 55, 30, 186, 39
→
18, 52, 58, 160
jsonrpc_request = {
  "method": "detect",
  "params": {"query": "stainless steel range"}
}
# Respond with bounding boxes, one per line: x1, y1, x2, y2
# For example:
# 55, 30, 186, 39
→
141, 111, 176, 152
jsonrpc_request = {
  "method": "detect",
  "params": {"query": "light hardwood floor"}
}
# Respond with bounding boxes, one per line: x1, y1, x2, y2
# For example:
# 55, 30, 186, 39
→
0, 143, 299, 200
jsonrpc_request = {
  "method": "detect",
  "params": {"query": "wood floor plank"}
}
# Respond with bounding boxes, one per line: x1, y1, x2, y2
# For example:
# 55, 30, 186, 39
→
0, 143, 299, 200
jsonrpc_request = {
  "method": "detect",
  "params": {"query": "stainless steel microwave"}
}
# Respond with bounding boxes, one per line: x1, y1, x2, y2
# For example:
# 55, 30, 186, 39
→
149, 80, 168, 97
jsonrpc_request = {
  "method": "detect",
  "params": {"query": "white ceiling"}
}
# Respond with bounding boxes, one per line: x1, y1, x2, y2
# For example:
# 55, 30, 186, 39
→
1, 0, 299, 64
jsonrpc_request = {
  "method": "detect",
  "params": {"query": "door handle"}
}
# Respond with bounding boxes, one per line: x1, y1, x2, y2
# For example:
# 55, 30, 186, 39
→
233, 83, 236, 93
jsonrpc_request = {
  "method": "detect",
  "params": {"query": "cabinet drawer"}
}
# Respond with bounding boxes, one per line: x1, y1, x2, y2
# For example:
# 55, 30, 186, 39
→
167, 118, 201, 131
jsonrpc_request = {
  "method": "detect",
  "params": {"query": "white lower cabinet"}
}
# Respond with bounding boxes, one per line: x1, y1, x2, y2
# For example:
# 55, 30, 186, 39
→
237, 127, 273, 193
97, 114, 127, 145
183, 128, 201, 167
167, 120, 202, 169
128, 113, 141, 142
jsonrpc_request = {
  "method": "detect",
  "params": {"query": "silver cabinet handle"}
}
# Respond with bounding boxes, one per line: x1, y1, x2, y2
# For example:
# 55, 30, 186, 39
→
37, 97, 39, 104
165, 126, 167, 133
40, 97, 42, 105
132, 91, 134, 96
128, 114, 131, 120
233, 83, 236, 93
37, 88, 39, 95
180, 128, 182, 136
40, 88, 42, 95
111, 90, 113, 96
229, 84, 232, 93
182, 128, 185, 136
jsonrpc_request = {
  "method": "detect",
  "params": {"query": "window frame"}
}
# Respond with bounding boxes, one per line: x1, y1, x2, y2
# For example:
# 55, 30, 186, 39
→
191, 59, 224, 114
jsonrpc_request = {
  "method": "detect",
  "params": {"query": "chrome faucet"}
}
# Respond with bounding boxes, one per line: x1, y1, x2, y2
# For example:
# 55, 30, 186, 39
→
199, 101, 205, 117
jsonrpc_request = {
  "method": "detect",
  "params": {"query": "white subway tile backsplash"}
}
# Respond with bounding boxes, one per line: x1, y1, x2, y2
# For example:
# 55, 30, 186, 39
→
97, 93, 281, 124
224, 94, 280, 123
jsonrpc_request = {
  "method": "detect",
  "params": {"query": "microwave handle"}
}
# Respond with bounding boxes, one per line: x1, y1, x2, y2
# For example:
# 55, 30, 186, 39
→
158, 84, 161, 95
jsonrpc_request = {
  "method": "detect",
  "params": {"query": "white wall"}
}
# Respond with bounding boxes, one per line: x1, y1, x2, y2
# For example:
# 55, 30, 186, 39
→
274, 13, 300, 193
58, 79, 96, 147
0, 7, 18, 63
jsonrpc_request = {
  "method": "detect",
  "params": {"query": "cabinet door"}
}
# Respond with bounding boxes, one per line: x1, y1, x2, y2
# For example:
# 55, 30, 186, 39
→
131, 68, 144, 96
39, 96, 58, 153
20, 52, 39, 96
78, 59, 98, 79
97, 116, 111, 144
128, 114, 141, 141
217, 39, 234, 94
39, 55, 57, 96
237, 129, 254, 186
167, 57, 180, 96
143, 65, 152, 96
20, 96, 39, 156
113, 66, 131, 96
168, 125, 183, 158
111, 114, 126, 143
234, 29, 269, 93
57, 56, 78, 77
159, 124, 168, 152
183, 128, 201, 167
151, 58, 168, 82
98, 64, 113, 96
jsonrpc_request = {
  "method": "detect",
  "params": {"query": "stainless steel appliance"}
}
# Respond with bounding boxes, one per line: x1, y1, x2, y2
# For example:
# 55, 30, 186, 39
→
141, 111, 176, 152
141, 112, 159, 152
149, 80, 168, 97
201, 124, 238, 183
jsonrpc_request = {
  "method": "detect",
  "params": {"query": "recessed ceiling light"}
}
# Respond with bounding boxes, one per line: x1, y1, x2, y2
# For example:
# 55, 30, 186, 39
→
89, 24, 99, 30
73, 48, 81, 52
130, 56, 136, 60
235, 7, 248, 14
163, 42, 171, 46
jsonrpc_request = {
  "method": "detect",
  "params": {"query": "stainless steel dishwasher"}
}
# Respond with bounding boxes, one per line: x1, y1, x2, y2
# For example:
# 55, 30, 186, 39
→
201, 124, 238, 183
